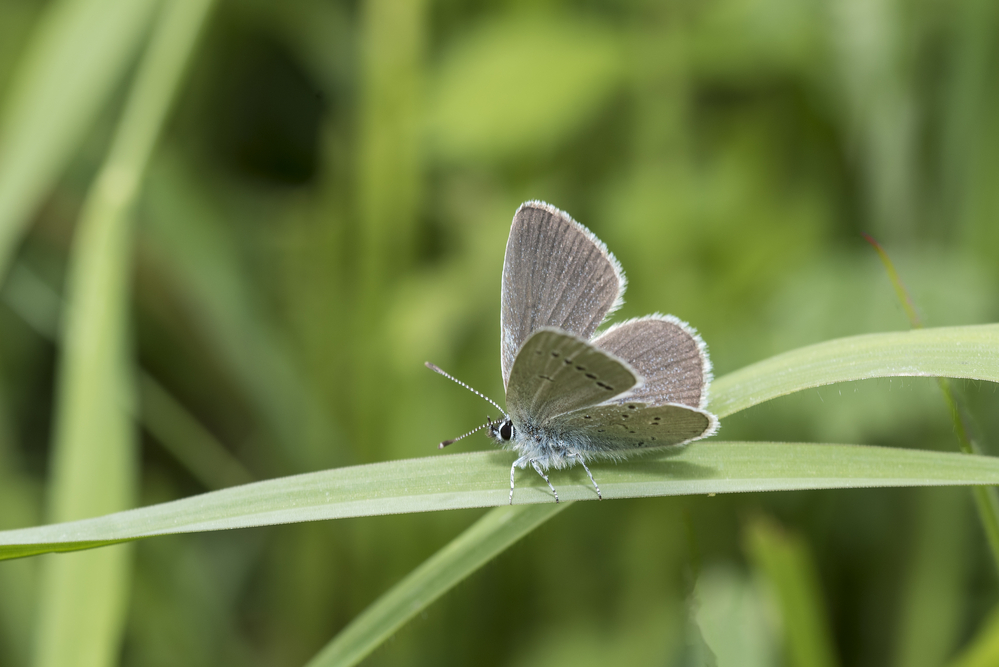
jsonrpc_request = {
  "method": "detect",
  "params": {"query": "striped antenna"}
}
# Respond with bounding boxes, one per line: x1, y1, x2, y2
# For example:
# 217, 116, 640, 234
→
424, 362, 506, 415
438, 418, 493, 449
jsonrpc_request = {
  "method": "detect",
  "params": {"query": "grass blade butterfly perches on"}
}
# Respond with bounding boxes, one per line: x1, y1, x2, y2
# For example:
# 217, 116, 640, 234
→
0, 323, 996, 561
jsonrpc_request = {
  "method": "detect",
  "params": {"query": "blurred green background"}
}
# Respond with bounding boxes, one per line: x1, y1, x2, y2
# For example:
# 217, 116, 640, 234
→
1, 0, 999, 665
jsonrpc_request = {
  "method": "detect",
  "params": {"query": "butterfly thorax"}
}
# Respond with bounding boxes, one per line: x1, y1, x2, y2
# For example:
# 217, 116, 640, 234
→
488, 415, 587, 470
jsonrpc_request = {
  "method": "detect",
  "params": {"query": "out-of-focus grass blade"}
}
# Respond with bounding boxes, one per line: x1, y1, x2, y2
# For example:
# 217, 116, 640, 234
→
33, 0, 215, 665
892, 488, 969, 667
0, 395, 39, 667
863, 237, 985, 664
138, 374, 254, 489
5, 441, 999, 561
745, 517, 839, 667
694, 566, 780, 667
140, 155, 341, 472
947, 606, 999, 667
709, 324, 999, 418
305, 503, 566, 667
0, 0, 159, 281
3, 261, 254, 491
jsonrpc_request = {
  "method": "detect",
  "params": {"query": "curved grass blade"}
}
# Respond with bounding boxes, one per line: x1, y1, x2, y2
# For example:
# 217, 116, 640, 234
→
709, 324, 999, 418
0, 323, 994, 561
947, 605, 999, 667
5, 441, 999, 561
305, 503, 566, 667
311, 321, 999, 667
0, 0, 159, 281
865, 236, 999, 577
33, 0, 216, 665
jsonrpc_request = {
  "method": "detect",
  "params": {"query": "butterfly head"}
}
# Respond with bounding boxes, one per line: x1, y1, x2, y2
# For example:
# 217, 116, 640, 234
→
488, 417, 515, 443
426, 361, 513, 449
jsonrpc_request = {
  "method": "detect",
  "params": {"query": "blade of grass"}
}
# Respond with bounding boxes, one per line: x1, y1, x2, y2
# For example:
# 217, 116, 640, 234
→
305, 503, 566, 667
5, 440, 999, 561
0, 322, 991, 560
0, 393, 38, 667
353, 0, 425, 455
892, 488, 970, 667
947, 606, 999, 667
864, 236, 991, 664
864, 234, 999, 574
0, 0, 159, 281
139, 155, 342, 472
270, 321, 999, 667
708, 323, 999, 419
2, 260, 254, 491
5, 321, 989, 665
33, 1, 215, 665
745, 517, 839, 667
138, 374, 254, 489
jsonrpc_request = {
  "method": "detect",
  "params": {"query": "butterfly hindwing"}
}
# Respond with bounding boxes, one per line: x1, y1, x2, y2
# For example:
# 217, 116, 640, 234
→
500, 202, 626, 389
505, 329, 639, 426
552, 402, 717, 458
593, 314, 712, 409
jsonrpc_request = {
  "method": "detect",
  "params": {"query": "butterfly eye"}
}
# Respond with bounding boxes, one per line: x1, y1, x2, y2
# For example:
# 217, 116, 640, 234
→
499, 420, 514, 441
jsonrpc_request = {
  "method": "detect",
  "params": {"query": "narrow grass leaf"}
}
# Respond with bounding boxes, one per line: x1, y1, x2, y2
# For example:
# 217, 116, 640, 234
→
5, 441, 999, 561
947, 606, 999, 667
138, 374, 254, 490
865, 237, 999, 576
0, 323, 992, 561
33, 1, 215, 665
306, 503, 566, 667
2, 260, 253, 492
0, 0, 159, 280
709, 324, 999, 418
745, 517, 839, 667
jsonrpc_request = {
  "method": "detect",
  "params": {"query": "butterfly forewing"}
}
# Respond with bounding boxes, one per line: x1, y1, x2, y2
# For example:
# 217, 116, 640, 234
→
553, 402, 716, 457
593, 315, 711, 409
505, 330, 639, 426
500, 202, 625, 389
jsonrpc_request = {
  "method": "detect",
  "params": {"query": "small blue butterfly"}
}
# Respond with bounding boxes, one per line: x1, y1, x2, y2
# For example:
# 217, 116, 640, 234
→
429, 201, 718, 503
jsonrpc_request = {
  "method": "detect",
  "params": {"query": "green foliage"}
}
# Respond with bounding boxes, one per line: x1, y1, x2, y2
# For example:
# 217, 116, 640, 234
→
1, 0, 998, 666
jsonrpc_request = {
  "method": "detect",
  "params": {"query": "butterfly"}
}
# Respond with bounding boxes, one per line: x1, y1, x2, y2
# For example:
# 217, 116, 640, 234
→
428, 201, 718, 503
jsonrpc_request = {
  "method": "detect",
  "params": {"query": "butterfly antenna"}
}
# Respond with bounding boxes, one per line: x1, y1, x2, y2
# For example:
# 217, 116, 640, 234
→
438, 419, 492, 449
424, 362, 506, 415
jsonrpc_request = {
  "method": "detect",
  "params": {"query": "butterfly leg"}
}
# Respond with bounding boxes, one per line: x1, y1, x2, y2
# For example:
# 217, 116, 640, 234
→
530, 460, 559, 503
570, 455, 602, 500
510, 456, 526, 505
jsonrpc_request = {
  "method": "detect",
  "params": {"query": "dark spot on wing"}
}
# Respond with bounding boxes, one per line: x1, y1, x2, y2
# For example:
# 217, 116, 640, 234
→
585, 373, 597, 379
628, 405, 637, 410
596, 382, 614, 391
583, 415, 591, 419
576, 365, 586, 371
551, 351, 560, 357
539, 375, 554, 382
